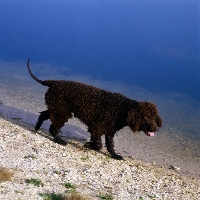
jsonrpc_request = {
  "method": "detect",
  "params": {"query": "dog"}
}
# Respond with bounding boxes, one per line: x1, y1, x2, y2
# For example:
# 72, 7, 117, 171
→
27, 58, 162, 160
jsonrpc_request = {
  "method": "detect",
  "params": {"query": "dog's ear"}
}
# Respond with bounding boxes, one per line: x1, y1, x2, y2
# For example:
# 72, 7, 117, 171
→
156, 116, 162, 127
126, 109, 141, 132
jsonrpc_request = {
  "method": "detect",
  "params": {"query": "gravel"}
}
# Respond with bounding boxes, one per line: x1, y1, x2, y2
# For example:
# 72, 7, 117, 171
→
0, 117, 199, 200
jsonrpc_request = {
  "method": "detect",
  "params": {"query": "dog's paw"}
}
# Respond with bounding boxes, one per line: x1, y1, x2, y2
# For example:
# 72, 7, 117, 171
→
54, 136, 67, 145
112, 154, 124, 160
84, 142, 101, 151
35, 124, 40, 132
84, 142, 93, 149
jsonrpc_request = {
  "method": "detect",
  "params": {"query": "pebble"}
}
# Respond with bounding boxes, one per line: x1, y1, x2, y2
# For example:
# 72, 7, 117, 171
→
0, 118, 199, 200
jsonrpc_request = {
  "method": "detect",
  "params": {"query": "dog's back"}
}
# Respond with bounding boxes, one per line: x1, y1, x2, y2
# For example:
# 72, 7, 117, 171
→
45, 80, 138, 128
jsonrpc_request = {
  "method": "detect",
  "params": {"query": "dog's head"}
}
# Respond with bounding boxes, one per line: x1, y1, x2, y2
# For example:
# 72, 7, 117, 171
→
127, 101, 162, 136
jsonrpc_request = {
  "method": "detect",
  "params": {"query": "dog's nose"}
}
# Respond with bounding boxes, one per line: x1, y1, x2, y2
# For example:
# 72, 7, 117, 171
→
155, 127, 159, 131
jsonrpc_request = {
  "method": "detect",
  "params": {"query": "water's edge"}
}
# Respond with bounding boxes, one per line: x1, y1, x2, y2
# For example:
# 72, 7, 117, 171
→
0, 62, 199, 179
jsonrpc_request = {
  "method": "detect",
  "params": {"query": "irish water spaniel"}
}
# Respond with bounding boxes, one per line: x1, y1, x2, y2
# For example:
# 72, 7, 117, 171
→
27, 58, 162, 160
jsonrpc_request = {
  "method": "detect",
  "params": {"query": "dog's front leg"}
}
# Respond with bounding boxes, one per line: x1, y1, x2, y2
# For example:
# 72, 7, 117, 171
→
105, 133, 123, 160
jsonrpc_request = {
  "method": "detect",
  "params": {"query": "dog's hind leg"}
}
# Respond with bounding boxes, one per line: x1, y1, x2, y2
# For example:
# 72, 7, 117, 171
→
92, 136, 102, 150
105, 133, 123, 160
49, 113, 70, 145
84, 136, 102, 150
84, 130, 102, 151
49, 124, 67, 145
35, 110, 50, 131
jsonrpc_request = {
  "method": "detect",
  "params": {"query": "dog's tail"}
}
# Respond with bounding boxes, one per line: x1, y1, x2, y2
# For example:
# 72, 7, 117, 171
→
27, 58, 51, 87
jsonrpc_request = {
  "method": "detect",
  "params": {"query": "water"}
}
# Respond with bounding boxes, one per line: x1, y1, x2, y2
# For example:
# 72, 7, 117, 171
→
0, 0, 199, 98
0, 0, 199, 177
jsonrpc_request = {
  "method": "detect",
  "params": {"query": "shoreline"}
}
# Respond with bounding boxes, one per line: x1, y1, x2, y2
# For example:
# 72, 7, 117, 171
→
0, 116, 199, 199
0, 102, 199, 181
0, 101, 200, 180
0, 64, 199, 198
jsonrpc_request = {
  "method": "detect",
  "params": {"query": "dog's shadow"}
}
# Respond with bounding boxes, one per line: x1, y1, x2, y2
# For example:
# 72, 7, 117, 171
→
0, 103, 91, 148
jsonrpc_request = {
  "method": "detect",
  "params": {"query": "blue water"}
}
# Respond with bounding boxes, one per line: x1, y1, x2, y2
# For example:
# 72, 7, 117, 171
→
0, 0, 199, 100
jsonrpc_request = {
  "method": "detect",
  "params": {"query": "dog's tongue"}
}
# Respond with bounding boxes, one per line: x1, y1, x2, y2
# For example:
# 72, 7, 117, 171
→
148, 132, 155, 137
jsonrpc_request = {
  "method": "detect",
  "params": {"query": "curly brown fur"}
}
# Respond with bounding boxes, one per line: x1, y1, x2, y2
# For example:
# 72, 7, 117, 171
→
27, 58, 162, 160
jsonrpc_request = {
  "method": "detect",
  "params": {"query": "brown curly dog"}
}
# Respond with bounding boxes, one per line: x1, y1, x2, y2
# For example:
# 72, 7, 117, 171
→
27, 58, 162, 160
